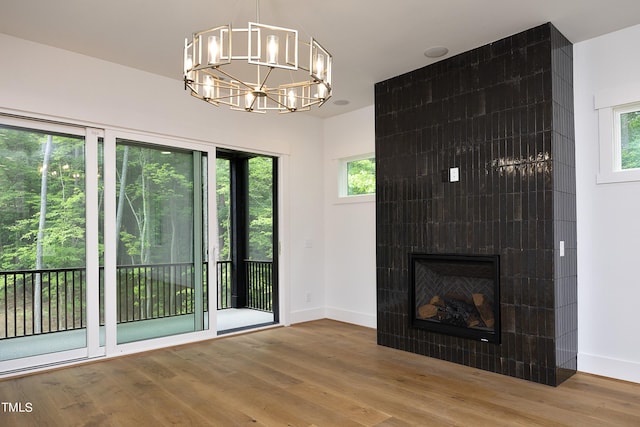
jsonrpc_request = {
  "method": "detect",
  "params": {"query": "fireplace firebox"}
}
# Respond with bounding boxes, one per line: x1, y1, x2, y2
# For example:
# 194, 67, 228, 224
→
410, 254, 500, 343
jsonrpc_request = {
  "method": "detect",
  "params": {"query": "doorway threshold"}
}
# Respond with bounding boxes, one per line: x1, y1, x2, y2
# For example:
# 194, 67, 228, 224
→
217, 308, 275, 334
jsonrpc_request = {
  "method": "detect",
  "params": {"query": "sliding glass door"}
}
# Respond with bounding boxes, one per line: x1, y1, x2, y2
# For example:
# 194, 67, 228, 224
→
0, 119, 211, 374
113, 140, 207, 344
0, 122, 96, 365
0, 114, 285, 374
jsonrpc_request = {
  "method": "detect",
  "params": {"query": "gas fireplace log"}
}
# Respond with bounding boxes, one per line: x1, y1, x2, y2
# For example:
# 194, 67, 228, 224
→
445, 293, 473, 305
472, 293, 494, 328
419, 295, 490, 328
441, 297, 478, 327
418, 304, 439, 319
466, 313, 481, 327
429, 295, 445, 307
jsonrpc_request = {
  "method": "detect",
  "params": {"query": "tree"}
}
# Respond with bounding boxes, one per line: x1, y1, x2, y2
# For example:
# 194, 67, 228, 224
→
0, 128, 42, 270
0, 129, 86, 271
1, 128, 86, 335
115, 145, 129, 260
114, 144, 196, 317
248, 156, 274, 260
216, 158, 231, 261
621, 111, 640, 169
347, 158, 376, 195
215, 155, 275, 261
34, 135, 53, 333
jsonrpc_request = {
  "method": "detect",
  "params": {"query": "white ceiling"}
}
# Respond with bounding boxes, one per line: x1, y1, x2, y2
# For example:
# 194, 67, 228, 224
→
2, 0, 640, 118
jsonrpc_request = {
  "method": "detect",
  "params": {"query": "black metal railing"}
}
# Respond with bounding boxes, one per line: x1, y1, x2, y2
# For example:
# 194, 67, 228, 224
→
216, 260, 273, 312
1, 260, 272, 340
217, 260, 232, 310
246, 260, 273, 312
114, 262, 208, 324
0, 267, 86, 339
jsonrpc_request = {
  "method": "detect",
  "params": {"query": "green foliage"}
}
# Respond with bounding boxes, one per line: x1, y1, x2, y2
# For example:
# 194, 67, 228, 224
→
621, 111, 640, 170
1, 125, 275, 331
216, 158, 231, 261
115, 145, 194, 265
0, 127, 275, 270
215, 156, 275, 262
0, 127, 86, 270
347, 158, 376, 195
248, 156, 273, 260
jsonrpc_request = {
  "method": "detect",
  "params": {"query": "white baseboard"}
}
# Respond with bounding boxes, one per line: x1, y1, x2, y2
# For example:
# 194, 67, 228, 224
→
288, 307, 377, 329
325, 307, 376, 329
289, 307, 325, 325
579, 352, 640, 384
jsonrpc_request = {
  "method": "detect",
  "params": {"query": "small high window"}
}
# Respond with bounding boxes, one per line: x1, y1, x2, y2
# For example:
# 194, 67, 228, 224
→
338, 155, 375, 198
346, 157, 376, 195
595, 86, 640, 184
616, 104, 640, 170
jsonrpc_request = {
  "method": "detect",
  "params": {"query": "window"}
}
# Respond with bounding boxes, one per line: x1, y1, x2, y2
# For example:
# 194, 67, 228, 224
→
615, 104, 640, 170
596, 85, 640, 184
347, 157, 376, 195
338, 154, 375, 200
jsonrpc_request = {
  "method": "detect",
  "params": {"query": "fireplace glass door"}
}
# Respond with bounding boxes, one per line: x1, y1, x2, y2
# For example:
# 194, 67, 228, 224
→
410, 254, 500, 343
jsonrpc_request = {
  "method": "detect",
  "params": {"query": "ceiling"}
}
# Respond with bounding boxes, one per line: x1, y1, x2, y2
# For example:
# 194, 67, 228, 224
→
2, 0, 640, 118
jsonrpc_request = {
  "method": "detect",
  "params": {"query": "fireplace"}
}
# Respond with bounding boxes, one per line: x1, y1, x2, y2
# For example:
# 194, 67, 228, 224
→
376, 23, 577, 385
410, 254, 500, 343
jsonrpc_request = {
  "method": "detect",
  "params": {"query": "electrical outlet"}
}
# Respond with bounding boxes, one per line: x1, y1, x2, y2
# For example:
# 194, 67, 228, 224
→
449, 167, 459, 182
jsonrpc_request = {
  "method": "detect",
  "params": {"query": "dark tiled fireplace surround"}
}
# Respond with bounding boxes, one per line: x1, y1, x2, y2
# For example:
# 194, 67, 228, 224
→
375, 23, 577, 386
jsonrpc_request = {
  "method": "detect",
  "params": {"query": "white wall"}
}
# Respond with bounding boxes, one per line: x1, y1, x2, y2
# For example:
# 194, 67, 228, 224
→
574, 24, 640, 383
0, 33, 326, 328
287, 128, 327, 324
323, 106, 377, 328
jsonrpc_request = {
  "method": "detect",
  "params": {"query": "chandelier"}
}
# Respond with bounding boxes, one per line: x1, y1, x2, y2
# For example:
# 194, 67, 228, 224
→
183, 1, 332, 113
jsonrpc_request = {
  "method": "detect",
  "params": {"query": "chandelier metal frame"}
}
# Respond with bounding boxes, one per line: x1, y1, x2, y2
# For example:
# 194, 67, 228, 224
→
183, 3, 332, 113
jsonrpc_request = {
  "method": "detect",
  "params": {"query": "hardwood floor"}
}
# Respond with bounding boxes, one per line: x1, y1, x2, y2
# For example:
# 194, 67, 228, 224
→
1, 319, 639, 426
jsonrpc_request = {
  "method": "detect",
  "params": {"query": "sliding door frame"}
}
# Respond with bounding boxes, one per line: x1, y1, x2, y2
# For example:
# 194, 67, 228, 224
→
0, 110, 288, 377
0, 115, 101, 373
102, 129, 218, 355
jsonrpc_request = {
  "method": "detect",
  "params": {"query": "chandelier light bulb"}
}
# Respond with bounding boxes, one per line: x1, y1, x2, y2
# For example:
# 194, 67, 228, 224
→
245, 91, 255, 110
315, 53, 325, 80
204, 75, 213, 99
287, 89, 297, 110
267, 35, 279, 64
184, 54, 193, 81
317, 83, 327, 100
208, 35, 221, 64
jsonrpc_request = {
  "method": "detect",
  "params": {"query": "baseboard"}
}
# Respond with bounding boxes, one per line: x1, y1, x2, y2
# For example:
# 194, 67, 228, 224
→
289, 307, 325, 325
325, 307, 376, 329
579, 352, 640, 384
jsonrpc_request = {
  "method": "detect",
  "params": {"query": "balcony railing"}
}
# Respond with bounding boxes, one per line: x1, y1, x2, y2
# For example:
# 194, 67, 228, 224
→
245, 260, 273, 312
1, 267, 86, 338
1, 260, 272, 340
115, 262, 208, 324
217, 260, 231, 310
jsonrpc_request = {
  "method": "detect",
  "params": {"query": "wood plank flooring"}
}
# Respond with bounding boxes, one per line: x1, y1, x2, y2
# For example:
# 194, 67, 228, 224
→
1, 319, 639, 426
